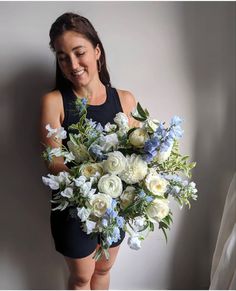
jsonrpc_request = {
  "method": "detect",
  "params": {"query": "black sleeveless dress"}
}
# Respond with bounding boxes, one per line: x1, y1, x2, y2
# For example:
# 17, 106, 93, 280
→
50, 84, 126, 259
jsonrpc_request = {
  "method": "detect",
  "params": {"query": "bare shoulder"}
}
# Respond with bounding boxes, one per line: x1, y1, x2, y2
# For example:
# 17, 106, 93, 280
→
116, 88, 140, 127
40, 90, 64, 124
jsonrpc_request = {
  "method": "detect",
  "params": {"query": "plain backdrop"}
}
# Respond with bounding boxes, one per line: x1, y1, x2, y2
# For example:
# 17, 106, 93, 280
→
0, 1, 235, 289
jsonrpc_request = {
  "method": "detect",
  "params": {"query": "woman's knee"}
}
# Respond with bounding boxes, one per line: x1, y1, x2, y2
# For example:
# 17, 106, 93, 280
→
94, 264, 112, 276
69, 273, 92, 287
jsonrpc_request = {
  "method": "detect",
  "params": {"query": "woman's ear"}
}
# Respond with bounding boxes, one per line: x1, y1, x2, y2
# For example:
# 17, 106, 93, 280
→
95, 43, 101, 60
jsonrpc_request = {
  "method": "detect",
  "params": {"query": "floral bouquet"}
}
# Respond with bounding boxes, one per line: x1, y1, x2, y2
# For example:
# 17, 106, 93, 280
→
42, 97, 198, 261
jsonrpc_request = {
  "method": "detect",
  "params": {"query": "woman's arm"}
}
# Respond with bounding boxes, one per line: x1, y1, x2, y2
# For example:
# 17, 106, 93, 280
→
39, 91, 70, 175
118, 90, 141, 128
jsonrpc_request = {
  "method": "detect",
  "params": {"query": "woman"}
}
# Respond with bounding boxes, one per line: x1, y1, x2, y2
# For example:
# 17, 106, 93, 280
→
40, 12, 139, 290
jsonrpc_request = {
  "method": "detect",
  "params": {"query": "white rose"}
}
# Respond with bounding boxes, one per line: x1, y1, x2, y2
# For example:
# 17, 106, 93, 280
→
89, 193, 112, 217
120, 186, 136, 209
80, 163, 104, 179
128, 235, 142, 250
114, 112, 129, 128
146, 198, 169, 223
145, 171, 168, 196
119, 154, 148, 184
133, 216, 146, 231
129, 128, 149, 148
103, 151, 127, 175
67, 141, 90, 163
98, 174, 123, 198
156, 144, 173, 163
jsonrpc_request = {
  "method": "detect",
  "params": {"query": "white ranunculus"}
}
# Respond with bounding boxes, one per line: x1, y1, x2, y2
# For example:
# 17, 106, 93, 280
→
103, 151, 127, 175
77, 207, 91, 222
60, 187, 73, 198
128, 235, 142, 250
98, 174, 123, 198
146, 198, 169, 223
119, 154, 148, 184
80, 163, 104, 179
129, 128, 149, 148
120, 186, 136, 209
145, 171, 168, 196
99, 133, 119, 152
156, 144, 173, 163
89, 193, 112, 217
67, 141, 90, 163
114, 112, 129, 128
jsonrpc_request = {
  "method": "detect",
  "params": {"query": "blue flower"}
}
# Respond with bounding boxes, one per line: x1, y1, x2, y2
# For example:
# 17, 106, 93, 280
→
116, 216, 125, 228
101, 218, 109, 228
138, 190, 146, 198
145, 196, 154, 203
111, 199, 117, 209
106, 236, 113, 246
106, 208, 118, 219
111, 226, 121, 243
170, 116, 182, 126
81, 98, 88, 106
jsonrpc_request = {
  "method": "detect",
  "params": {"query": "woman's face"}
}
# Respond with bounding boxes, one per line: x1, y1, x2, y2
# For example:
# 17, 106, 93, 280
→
53, 30, 101, 87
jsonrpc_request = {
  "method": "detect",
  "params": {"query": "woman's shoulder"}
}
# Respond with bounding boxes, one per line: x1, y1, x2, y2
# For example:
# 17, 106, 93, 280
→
115, 88, 137, 110
41, 89, 64, 121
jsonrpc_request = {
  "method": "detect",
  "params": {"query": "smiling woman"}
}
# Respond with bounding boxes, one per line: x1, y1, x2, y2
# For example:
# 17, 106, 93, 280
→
40, 12, 139, 290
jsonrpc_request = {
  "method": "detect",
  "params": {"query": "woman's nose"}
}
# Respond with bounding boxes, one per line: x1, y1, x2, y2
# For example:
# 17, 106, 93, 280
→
70, 56, 79, 71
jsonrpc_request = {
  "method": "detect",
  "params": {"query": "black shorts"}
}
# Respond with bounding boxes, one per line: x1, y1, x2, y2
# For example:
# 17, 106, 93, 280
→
50, 198, 125, 259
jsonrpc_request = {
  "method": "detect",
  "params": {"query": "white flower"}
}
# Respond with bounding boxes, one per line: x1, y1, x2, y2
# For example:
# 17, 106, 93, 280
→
63, 152, 75, 164
55, 127, 67, 140
89, 193, 112, 217
51, 200, 69, 211
49, 147, 62, 157
77, 207, 91, 222
103, 151, 127, 175
129, 128, 149, 148
80, 181, 96, 198
83, 220, 97, 234
156, 144, 173, 163
144, 118, 159, 132
42, 175, 60, 190
73, 175, 87, 187
146, 198, 169, 223
99, 133, 119, 152
119, 154, 148, 184
60, 187, 73, 198
42, 171, 71, 190
133, 216, 146, 231
45, 124, 67, 139
98, 174, 123, 198
120, 186, 136, 209
114, 112, 129, 128
45, 124, 57, 137
80, 163, 103, 179
128, 235, 142, 250
145, 171, 168, 196
67, 141, 90, 163
104, 122, 117, 132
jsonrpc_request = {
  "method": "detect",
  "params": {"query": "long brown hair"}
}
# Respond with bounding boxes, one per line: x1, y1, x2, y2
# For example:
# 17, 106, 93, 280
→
49, 12, 112, 90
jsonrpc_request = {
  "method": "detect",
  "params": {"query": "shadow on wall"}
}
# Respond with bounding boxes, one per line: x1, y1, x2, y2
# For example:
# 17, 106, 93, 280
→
169, 2, 236, 289
0, 63, 68, 289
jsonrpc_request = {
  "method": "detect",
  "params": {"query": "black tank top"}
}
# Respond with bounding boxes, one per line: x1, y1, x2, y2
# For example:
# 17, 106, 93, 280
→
59, 84, 123, 145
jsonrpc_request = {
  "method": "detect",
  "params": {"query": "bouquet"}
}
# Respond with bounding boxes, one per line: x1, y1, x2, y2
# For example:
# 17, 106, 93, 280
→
42, 97, 198, 261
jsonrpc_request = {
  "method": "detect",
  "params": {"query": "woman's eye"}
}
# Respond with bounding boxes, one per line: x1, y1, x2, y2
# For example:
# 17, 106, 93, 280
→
76, 52, 85, 58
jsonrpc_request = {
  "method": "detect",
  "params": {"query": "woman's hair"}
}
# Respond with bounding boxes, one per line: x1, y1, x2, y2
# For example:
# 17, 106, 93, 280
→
49, 12, 111, 90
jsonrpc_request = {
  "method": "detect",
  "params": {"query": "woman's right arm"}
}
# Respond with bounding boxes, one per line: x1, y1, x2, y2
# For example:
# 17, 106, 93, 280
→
40, 91, 70, 175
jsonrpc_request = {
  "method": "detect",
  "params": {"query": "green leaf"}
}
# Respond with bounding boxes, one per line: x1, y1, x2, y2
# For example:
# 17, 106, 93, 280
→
137, 102, 147, 118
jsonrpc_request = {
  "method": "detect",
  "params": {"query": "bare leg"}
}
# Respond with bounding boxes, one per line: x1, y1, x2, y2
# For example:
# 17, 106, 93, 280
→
64, 251, 96, 290
90, 245, 121, 290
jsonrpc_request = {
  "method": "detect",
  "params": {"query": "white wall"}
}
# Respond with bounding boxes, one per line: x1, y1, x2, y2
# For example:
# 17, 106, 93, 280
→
0, 1, 235, 289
